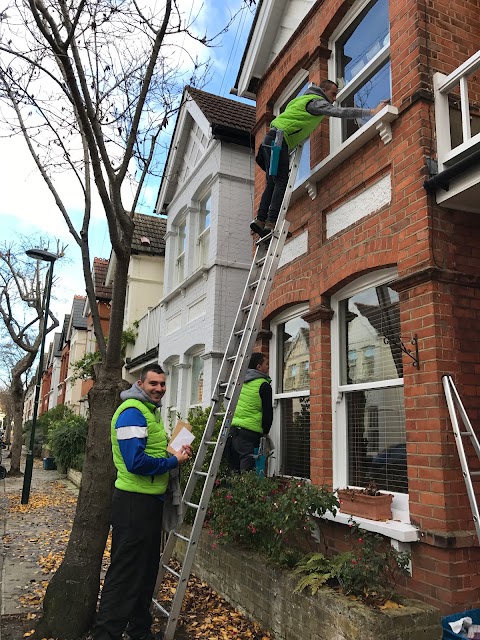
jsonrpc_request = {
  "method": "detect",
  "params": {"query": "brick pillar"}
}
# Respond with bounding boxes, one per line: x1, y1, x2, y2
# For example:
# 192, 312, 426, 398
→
303, 303, 334, 487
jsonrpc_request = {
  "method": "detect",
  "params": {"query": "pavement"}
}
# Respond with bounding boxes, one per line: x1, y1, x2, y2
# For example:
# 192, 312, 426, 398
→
0, 452, 78, 623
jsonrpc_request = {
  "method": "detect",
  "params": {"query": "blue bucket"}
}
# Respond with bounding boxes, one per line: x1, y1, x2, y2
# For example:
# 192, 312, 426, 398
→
442, 609, 480, 639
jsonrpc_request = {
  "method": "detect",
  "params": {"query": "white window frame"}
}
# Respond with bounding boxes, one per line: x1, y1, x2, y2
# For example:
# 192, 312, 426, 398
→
196, 192, 211, 268
328, 0, 391, 150
166, 360, 180, 433
189, 351, 204, 410
175, 217, 186, 285
331, 267, 410, 522
269, 303, 310, 478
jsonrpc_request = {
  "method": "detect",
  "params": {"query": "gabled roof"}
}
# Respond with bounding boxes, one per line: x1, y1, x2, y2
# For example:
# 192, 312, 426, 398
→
155, 86, 256, 213
132, 213, 167, 256
93, 257, 112, 301
234, 0, 316, 99
187, 87, 256, 134
71, 296, 88, 330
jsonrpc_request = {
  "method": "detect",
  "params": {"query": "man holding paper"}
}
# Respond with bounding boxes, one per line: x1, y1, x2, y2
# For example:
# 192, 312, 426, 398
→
93, 363, 191, 640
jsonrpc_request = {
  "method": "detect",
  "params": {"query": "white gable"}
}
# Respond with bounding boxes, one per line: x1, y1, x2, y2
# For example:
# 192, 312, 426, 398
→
237, 0, 315, 99
156, 92, 212, 211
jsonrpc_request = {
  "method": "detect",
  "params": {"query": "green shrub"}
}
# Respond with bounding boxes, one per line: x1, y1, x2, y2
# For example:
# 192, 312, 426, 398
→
294, 521, 411, 606
206, 473, 339, 567
179, 406, 226, 523
23, 405, 75, 457
48, 414, 88, 471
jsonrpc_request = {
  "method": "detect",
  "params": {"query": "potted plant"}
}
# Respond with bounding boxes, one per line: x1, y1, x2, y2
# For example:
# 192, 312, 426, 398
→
337, 481, 393, 521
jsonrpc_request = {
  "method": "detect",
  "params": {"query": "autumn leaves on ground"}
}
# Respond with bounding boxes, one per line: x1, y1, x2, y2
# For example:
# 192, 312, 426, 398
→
1, 472, 272, 640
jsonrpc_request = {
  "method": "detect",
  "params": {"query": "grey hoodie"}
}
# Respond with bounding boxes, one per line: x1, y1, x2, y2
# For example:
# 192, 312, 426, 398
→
120, 382, 162, 408
304, 85, 371, 120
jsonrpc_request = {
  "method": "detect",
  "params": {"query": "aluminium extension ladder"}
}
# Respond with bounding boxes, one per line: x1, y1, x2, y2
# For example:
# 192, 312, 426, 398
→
153, 143, 304, 640
442, 374, 480, 544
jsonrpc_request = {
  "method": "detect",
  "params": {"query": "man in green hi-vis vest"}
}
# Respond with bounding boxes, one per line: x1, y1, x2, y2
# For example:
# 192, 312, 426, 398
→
250, 79, 390, 237
226, 352, 273, 473
93, 364, 192, 640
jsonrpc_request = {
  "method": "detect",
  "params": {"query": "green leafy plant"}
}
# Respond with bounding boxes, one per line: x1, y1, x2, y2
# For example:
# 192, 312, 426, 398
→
294, 521, 410, 606
207, 473, 339, 567
293, 552, 351, 595
179, 406, 226, 523
48, 414, 88, 472
70, 351, 102, 382
23, 405, 75, 456
70, 325, 138, 382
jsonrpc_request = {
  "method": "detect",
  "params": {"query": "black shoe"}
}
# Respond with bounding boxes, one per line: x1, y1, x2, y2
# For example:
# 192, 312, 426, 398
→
250, 218, 266, 235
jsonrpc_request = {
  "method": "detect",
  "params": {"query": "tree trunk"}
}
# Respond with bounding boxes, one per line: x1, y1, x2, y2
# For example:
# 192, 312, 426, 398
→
35, 217, 133, 639
9, 373, 25, 476
35, 369, 124, 639
4, 410, 12, 445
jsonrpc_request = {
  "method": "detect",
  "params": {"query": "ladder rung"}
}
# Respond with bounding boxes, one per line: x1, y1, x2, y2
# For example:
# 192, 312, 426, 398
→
152, 598, 170, 617
250, 279, 260, 289
470, 471, 480, 477
256, 256, 266, 266
213, 411, 225, 417
242, 304, 252, 313
194, 470, 208, 477
234, 329, 244, 336
460, 431, 472, 436
227, 355, 237, 362
173, 532, 191, 542
205, 440, 217, 446
184, 501, 200, 510
163, 564, 180, 579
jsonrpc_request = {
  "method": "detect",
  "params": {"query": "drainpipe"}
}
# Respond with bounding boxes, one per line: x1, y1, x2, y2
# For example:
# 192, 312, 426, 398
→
424, 148, 480, 193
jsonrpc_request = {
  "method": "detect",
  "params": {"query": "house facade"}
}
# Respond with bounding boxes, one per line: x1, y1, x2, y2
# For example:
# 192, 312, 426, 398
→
154, 87, 256, 427
235, 0, 480, 614
121, 213, 166, 380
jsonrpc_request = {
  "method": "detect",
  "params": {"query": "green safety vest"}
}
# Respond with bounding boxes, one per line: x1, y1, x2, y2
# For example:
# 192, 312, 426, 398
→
232, 377, 271, 434
270, 94, 325, 150
111, 398, 169, 495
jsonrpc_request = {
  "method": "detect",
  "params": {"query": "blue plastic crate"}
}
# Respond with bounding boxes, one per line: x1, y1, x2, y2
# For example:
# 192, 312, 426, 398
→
442, 609, 480, 640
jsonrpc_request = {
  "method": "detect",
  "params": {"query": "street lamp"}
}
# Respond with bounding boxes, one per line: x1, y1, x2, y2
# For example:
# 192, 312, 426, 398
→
21, 248, 58, 504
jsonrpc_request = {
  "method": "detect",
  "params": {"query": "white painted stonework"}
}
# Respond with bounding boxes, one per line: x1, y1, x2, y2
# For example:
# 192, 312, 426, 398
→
278, 230, 308, 269
155, 111, 254, 419
326, 173, 391, 239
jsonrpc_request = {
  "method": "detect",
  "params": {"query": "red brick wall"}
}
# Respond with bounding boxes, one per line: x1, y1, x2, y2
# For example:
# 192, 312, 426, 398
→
254, 0, 480, 613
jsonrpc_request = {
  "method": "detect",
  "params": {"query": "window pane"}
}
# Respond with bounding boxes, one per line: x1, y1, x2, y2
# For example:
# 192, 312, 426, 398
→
190, 355, 204, 405
178, 222, 186, 255
337, 0, 389, 84
347, 386, 407, 493
341, 60, 391, 140
200, 195, 211, 229
341, 283, 402, 385
281, 395, 310, 478
278, 317, 310, 392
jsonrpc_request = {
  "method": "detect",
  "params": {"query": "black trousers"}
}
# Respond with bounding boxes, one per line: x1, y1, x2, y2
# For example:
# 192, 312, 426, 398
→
225, 427, 262, 473
257, 129, 290, 224
92, 489, 164, 640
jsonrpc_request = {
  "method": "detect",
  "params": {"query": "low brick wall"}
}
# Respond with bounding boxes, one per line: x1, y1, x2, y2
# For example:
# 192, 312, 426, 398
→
176, 531, 441, 640
67, 468, 82, 487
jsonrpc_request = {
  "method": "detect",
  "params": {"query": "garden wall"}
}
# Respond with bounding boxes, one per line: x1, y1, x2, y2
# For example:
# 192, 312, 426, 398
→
176, 531, 441, 640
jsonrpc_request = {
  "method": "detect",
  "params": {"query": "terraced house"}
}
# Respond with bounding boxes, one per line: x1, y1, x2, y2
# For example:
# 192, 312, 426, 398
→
233, 0, 480, 613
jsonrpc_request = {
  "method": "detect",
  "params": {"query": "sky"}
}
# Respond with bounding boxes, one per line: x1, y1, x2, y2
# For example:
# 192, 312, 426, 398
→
0, 0, 255, 341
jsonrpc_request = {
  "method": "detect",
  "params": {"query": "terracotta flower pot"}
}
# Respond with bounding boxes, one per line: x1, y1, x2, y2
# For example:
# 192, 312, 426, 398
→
338, 489, 393, 522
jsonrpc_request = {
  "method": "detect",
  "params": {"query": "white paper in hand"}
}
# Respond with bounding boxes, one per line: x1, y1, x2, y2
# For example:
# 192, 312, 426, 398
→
169, 427, 195, 453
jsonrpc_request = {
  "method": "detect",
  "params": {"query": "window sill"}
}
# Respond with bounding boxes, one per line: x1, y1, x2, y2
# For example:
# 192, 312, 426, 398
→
161, 266, 209, 305
321, 509, 419, 543
292, 105, 399, 204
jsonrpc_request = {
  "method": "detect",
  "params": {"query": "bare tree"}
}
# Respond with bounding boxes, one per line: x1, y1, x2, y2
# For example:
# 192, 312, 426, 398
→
0, 244, 60, 475
0, 0, 250, 636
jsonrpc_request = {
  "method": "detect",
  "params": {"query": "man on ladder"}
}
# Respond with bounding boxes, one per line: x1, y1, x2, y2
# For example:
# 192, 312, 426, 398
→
251, 79, 390, 237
